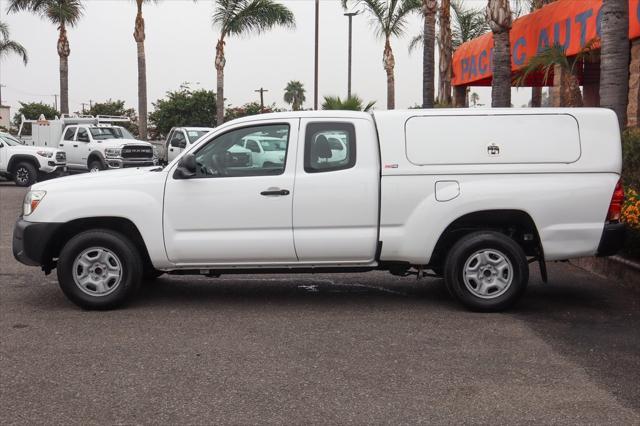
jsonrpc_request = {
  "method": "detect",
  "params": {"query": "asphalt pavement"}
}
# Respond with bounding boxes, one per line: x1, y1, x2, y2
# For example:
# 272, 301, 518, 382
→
1, 182, 639, 425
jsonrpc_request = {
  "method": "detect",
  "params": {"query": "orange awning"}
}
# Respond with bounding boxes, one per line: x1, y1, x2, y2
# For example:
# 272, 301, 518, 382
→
452, 0, 640, 86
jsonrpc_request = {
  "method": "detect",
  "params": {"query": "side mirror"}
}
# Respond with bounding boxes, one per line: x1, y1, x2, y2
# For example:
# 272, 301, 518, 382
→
173, 153, 197, 179
177, 141, 187, 149
78, 135, 90, 143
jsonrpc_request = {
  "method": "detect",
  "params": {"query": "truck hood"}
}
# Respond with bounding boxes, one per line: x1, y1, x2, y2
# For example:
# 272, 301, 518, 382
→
32, 166, 162, 191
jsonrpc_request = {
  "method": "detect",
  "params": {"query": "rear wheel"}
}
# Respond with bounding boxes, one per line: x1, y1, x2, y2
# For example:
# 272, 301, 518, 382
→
13, 161, 37, 187
444, 231, 529, 312
57, 230, 143, 310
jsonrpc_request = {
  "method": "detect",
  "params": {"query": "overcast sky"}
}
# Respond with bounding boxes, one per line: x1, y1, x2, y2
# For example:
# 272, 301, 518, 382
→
0, 0, 531, 116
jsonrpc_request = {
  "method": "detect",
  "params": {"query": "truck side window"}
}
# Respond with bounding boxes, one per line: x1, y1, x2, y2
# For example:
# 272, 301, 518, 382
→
246, 140, 261, 153
304, 122, 356, 173
76, 128, 90, 142
170, 131, 186, 148
193, 124, 289, 178
63, 127, 77, 141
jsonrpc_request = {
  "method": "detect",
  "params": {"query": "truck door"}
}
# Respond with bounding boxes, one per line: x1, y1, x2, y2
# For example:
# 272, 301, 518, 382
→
163, 120, 299, 265
59, 127, 78, 167
293, 119, 380, 263
71, 127, 90, 168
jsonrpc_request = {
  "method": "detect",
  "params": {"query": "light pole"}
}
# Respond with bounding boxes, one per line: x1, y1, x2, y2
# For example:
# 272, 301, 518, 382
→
344, 11, 359, 99
314, 0, 319, 110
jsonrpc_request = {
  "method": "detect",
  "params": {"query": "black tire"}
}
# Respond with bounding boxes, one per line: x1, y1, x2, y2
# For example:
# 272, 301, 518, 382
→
444, 231, 529, 312
88, 159, 105, 173
57, 230, 143, 310
13, 161, 37, 187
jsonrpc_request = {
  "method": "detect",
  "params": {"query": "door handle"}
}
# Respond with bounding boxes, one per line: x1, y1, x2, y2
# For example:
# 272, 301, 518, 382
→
73, 144, 78, 148
59, 144, 64, 147
260, 189, 290, 196
169, 148, 173, 152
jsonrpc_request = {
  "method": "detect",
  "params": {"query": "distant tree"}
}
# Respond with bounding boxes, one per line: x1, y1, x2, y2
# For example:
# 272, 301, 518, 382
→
207, 0, 295, 125
283, 80, 306, 111
322, 95, 376, 112
12, 101, 59, 127
149, 86, 217, 137
515, 40, 598, 107
87, 99, 139, 137
8, 0, 84, 114
225, 102, 282, 121
0, 21, 28, 66
342, 0, 420, 110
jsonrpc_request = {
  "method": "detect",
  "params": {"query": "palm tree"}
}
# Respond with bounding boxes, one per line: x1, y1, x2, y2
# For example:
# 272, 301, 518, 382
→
529, 0, 554, 107
342, 0, 420, 110
486, 0, 512, 107
8, 0, 83, 114
133, 0, 159, 140
438, 0, 452, 105
599, 0, 629, 130
470, 91, 479, 106
210, 0, 295, 125
0, 22, 28, 65
514, 40, 599, 107
422, 0, 436, 108
322, 95, 375, 111
283, 80, 305, 111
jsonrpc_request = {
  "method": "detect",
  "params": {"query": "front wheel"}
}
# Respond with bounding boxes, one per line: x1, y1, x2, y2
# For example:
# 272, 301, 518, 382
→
13, 162, 37, 187
57, 230, 143, 310
444, 231, 529, 312
88, 160, 105, 173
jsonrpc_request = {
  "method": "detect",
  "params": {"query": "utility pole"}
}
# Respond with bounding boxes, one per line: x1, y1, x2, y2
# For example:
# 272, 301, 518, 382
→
314, 0, 319, 110
254, 87, 269, 111
81, 103, 89, 114
344, 11, 359, 98
52, 94, 58, 111
0, 84, 5, 107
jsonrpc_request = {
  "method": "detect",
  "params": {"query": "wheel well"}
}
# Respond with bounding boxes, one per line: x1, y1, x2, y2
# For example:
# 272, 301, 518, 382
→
429, 210, 542, 270
8, 155, 40, 174
46, 217, 152, 270
87, 152, 104, 167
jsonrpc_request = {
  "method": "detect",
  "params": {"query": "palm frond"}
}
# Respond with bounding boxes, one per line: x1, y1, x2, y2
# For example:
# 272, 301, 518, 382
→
0, 21, 28, 64
514, 44, 570, 87
215, 0, 295, 37
407, 33, 423, 53
8, 0, 84, 27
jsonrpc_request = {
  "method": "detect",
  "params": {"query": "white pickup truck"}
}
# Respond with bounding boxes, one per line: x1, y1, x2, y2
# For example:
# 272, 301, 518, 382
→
19, 115, 157, 172
0, 132, 66, 186
13, 109, 626, 311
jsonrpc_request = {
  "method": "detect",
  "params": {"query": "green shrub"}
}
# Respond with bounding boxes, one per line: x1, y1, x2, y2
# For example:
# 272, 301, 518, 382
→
622, 127, 640, 189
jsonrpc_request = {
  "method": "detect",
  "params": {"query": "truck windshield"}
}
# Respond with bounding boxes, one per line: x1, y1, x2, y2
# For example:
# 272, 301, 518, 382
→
90, 127, 135, 140
0, 134, 22, 146
187, 131, 209, 143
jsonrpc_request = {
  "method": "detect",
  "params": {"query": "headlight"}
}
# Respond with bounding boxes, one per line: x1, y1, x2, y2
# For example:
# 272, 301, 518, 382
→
105, 148, 122, 158
23, 190, 46, 216
36, 150, 53, 158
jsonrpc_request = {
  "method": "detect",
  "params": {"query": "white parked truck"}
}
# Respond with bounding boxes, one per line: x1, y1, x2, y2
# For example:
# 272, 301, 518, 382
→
13, 109, 626, 311
165, 127, 213, 163
18, 114, 157, 172
0, 132, 66, 186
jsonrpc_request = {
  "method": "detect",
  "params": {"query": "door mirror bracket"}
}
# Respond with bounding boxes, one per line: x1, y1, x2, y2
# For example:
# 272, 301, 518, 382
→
173, 153, 197, 179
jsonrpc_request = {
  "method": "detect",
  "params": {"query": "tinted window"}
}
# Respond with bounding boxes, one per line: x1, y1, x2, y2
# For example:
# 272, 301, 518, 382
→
304, 123, 356, 173
76, 128, 89, 142
193, 124, 289, 178
170, 131, 186, 147
246, 140, 260, 153
187, 130, 209, 143
64, 127, 77, 141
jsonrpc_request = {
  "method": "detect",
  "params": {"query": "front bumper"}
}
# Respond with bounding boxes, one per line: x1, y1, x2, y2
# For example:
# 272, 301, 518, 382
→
13, 219, 62, 267
596, 222, 626, 257
40, 163, 67, 175
105, 158, 158, 169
